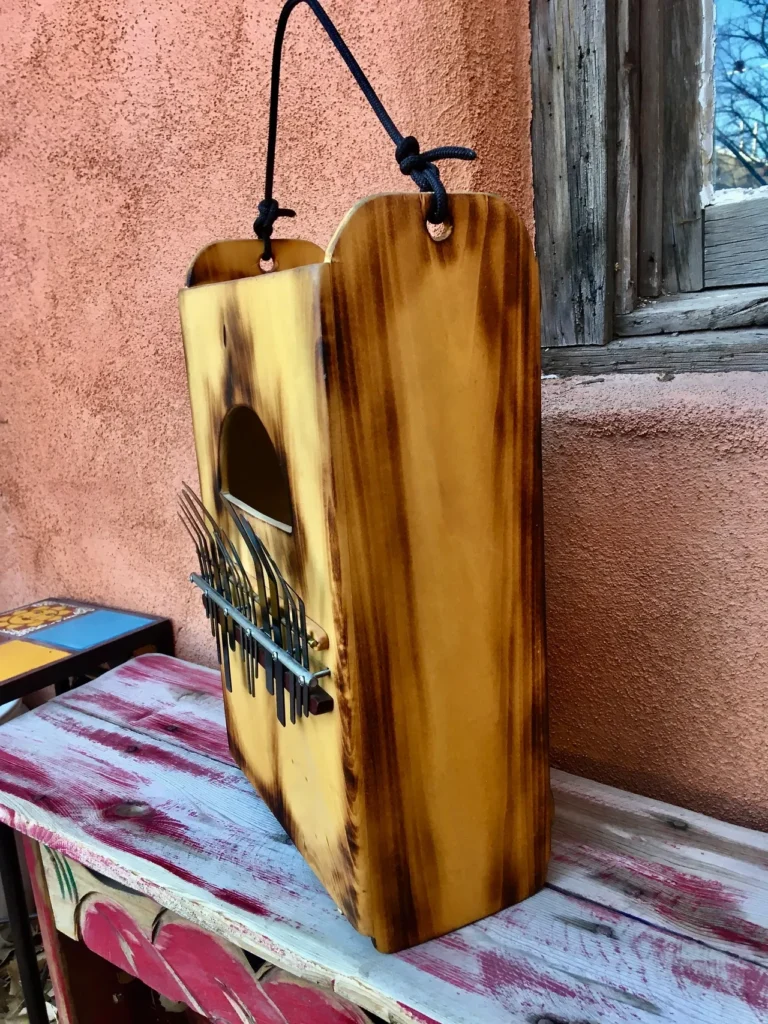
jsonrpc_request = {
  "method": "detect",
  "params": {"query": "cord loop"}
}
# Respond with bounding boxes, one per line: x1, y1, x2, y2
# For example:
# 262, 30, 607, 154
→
253, 198, 296, 261
395, 136, 476, 223
256, 0, 477, 251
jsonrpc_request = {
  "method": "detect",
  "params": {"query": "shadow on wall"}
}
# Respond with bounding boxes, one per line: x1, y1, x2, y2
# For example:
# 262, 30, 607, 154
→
542, 373, 768, 832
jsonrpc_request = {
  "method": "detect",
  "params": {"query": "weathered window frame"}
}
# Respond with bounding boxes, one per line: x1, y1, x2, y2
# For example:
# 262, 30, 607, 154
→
532, 0, 768, 375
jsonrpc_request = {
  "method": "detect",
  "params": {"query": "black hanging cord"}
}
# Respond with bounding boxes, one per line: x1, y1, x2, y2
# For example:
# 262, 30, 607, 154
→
254, 0, 477, 260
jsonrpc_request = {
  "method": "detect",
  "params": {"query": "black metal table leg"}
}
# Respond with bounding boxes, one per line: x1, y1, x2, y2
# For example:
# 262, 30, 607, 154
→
0, 824, 48, 1024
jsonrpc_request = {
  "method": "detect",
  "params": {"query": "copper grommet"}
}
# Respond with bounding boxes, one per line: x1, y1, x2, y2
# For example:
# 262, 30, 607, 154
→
427, 220, 453, 242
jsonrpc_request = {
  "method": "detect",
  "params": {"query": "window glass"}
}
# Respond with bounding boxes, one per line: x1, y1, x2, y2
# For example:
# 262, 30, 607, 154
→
715, 0, 768, 188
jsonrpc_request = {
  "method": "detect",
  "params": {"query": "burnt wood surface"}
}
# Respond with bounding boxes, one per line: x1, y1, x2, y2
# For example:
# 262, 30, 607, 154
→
179, 194, 550, 953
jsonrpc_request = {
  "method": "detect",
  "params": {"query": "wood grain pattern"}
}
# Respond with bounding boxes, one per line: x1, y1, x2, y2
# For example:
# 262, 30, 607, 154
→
180, 241, 353, 928
23, 839, 76, 1024
705, 198, 768, 287
320, 194, 549, 951
615, 0, 640, 315
531, 0, 614, 345
57, 657, 768, 969
186, 238, 325, 286
543, 327, 768, 376
0, 663, 766, 1022
616, 285, 768, 336
661, 0, 704, 293
637, 0, 664, 297
179, 196, 549, 952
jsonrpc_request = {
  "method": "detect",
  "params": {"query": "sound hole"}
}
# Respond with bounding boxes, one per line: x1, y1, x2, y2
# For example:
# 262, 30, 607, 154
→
219, 406, 293, 533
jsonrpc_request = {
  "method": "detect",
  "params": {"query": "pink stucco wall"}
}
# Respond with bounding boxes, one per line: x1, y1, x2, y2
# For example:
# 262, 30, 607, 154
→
2, 1, 767, 830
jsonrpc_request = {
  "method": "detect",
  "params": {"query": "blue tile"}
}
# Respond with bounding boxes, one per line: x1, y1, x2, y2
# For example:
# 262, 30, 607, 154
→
32, 609, 154, 651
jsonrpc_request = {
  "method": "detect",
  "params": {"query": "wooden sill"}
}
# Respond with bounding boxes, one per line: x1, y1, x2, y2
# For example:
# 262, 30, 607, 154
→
615, 286, 768, 337
542, 328, 768, 377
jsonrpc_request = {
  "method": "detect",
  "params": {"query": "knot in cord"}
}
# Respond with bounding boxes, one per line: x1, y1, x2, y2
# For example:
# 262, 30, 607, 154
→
395, 135, 477, 223
253, 198, 296, 260
254, 0, 478, 255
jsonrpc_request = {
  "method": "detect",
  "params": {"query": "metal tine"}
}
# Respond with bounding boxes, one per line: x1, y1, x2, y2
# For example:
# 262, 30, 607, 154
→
278, 577, 311, 717
178, 499, 223, 674
258, 547, 288, 726
212, 534, 242, 658
222, 539, 258, 696
249, 536, 290, 726
272, 653, 286, 727
237, 518, 284, 654
218, 512, 264, 695
289, 584, 312, 719
178, 509, 223, 670
180, 487, 233, 690
178, 503, 216, 633
182, 487, 238, 654
224, 501, 275, 696
259, 544, 302, 721
224, 503, 273, 696
217, 536, 251, 694
223, 501, 271, 633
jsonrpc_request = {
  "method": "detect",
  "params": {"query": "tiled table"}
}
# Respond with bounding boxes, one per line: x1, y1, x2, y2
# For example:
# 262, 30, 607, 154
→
0, 599, 173, 1020
0, 598, 173, 700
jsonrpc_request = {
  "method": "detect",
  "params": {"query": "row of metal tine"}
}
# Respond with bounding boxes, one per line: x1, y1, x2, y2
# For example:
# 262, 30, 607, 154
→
178, 484, 320, 726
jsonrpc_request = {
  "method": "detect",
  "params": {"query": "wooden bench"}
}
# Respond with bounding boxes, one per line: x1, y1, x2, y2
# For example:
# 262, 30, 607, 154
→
0, 653, 765, 1022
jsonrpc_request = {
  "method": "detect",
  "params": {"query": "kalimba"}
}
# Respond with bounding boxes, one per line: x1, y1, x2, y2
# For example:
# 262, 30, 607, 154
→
178, 0, 549, 953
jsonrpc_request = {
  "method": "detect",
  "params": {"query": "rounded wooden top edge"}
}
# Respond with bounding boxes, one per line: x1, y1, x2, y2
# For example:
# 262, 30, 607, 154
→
180, 238, 326, 295
324, 191, 533, 261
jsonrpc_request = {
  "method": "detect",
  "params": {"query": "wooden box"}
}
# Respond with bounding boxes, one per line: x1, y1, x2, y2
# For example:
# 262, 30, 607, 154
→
179, 192, 550, 952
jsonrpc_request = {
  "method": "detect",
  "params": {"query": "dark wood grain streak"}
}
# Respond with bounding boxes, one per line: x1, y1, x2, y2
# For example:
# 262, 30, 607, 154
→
637, 0, 664, 297
180, 198, 549, 954
661, 0, 704, 293
531, 0, 614, 345
323, 195, 549, 951
615, 0, 640, 314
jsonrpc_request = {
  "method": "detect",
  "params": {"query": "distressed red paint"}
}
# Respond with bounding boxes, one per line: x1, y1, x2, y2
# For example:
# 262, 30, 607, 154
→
120, 655, 223, 696
80, 898, 193, 1006
671, 954, 768, 1011
396, 1004, 441, 1024
592, 855, 768, 956
47, 710, 231, 783
478, 949, 582, 1002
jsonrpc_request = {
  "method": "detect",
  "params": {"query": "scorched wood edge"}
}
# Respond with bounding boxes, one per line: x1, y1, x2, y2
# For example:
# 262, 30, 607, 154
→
179, 193, 550, 952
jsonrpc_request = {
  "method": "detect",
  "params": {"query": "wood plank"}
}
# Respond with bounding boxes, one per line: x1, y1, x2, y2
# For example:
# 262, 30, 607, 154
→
551, 770, 768, 967
615, 0, 640, 315
321, 195, 548, 952
59, 656, 768, 970
61, 654, 232, 765
0, 704, 765, 1022
661, 0, 705, 293
637, 0, 664, 296
543, 328, 768, 375
532, 0, 613, 344
705, 198, 768, 287
615, 285, 768, 336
